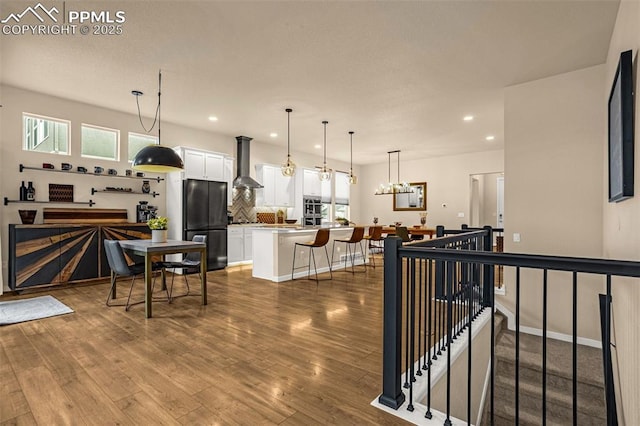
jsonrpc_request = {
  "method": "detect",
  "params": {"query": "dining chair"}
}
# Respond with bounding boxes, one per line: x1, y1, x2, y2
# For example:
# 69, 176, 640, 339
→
292, 228, 332, 282
160, 234, 207, 301
395, 226, 412, 244
331, 226, 366, 273
104, 239, 167, 311
363, 226, 384, 268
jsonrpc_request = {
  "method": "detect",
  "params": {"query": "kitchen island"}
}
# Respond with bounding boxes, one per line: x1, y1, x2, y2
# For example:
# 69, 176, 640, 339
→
252, 226, 368, 282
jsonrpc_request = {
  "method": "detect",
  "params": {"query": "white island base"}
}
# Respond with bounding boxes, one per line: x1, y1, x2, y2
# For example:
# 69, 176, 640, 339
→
252, 227, 368, 282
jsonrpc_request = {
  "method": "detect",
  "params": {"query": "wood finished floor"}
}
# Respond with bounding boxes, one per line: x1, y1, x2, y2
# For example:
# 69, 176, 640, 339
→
0, 260, 409, 425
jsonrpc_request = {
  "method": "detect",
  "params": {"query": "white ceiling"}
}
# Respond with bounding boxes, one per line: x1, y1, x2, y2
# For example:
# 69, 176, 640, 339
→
0, 1, 619, 165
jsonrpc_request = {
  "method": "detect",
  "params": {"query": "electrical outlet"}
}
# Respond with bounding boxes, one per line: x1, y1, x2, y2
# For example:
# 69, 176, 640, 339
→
513, 233, 521, 243
457, 212, 465, 218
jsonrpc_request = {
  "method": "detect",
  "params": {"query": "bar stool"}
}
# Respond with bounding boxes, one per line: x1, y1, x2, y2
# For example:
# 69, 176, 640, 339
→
363, 226, 384, 268
291, 228, 332, 282
331, 226, 366, 273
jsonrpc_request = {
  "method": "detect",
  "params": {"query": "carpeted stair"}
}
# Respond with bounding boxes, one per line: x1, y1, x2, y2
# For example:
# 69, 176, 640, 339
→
481, 323, 606, 425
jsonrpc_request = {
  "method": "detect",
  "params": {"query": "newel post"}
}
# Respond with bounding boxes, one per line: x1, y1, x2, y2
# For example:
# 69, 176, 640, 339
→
379, 236, 406, 409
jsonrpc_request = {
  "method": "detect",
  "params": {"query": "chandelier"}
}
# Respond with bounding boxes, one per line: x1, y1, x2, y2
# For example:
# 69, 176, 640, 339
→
374, 150, 413, 195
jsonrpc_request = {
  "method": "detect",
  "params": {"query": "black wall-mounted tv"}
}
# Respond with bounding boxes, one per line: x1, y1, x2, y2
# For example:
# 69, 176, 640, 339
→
608, 49, 634, 203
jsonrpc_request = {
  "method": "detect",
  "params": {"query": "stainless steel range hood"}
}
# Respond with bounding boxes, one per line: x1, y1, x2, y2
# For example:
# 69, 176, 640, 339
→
232, 136, 263, 189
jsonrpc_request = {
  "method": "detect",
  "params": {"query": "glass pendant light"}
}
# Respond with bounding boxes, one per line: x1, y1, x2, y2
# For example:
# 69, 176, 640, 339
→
348, 131, 357, 185
131, 70, 184, 173
318, 120, 332, 181
281, 108, 296, 177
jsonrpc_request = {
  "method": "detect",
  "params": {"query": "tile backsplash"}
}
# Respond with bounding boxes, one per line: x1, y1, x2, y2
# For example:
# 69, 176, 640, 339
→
229, 187, 256, 222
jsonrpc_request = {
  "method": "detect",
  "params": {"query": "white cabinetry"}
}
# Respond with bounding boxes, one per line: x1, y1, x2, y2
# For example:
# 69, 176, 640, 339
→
227, 227, 244, 264
303, 168, 322, 197
223, 157, 234, 206
255, 164, 295, 207
227, 226, 255, 264
244, 229, 253, 261
178, 147, 225, 181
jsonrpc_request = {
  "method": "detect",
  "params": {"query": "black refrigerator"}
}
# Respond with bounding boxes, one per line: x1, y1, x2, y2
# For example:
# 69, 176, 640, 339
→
183, 179, 228, 270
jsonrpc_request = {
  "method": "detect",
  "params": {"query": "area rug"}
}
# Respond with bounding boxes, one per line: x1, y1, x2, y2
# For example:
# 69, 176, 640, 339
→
0, 295, 74, 326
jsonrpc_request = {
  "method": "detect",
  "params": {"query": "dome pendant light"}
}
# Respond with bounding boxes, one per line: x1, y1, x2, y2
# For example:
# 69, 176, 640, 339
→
281, 108, 296, 177
319, 120, 332, 181
348, 131, 357, 185
131, 70, 184, 173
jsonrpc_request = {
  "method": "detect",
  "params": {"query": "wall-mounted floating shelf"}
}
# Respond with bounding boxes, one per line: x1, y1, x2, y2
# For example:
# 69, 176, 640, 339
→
4, 197, 95, 206
19, 164, 164, 183
91, 188, 160, 197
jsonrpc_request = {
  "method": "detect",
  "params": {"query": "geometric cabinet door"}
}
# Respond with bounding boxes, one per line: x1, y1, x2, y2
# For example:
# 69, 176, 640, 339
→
9, 225, 98, 290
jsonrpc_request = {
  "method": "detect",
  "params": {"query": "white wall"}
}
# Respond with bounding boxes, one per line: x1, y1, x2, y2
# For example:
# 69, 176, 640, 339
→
602, 3, 640, 424
358, 150, 503, 228
502, 65, 605, 341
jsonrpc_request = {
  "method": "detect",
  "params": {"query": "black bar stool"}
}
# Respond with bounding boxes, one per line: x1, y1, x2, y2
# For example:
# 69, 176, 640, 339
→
291, 228, 332, 282
331, 226, 366, 273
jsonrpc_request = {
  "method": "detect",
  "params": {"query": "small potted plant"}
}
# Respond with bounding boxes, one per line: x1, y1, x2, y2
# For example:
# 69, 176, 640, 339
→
147, 216, 168, 243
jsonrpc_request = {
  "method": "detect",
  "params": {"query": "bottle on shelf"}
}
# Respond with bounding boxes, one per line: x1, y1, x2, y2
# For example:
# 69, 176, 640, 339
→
20, 181, 27, 201
26, 182, 35, 201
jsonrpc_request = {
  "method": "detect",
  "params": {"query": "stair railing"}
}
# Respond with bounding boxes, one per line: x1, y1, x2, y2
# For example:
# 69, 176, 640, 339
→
378, 226, 640, 425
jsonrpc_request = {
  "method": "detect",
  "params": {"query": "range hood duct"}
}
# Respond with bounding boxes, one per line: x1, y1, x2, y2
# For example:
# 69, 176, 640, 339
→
233, 136, 263, 189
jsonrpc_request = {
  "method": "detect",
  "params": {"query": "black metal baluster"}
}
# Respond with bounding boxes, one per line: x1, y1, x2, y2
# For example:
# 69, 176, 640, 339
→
543, 269, 547, 425
467, 271, 472, 425
423, 259, 428, 371
572, 271, 577, 426
516, 266, 520, 424
417, 258, 423, 377
426, 259, 433, 419
408, 258, 415, 411
445, 260, 454, 426
490, 261, 496, 426
404, 259, 410, 389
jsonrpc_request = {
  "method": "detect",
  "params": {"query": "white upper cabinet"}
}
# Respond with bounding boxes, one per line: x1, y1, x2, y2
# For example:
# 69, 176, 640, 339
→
303, 168, 322, 197
178, 147, 226, 181
223, 157, 234, 206
256, 164, 295, 207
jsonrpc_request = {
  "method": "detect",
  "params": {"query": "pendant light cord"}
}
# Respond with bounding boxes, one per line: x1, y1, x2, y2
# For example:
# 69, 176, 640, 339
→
286, 108, 291, 159
349, 131, 354, 173
323, 121, 328, 169
134, 70, 162, 146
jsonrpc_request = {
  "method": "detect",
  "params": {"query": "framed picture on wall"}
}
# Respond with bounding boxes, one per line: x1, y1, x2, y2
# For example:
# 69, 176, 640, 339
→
608, 49, 634, 203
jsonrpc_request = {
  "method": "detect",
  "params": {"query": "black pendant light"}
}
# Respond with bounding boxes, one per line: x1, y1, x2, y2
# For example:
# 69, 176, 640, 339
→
281, 108, 296, 177
318, 120, 331, 181
131, 70, 184, 173
348, 131, 357, 185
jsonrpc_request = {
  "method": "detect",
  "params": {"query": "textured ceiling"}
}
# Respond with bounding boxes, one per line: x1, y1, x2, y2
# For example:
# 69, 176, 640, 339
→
0, 1, 619, 164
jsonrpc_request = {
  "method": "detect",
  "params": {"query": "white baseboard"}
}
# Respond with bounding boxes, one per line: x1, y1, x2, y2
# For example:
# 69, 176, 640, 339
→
494, 302, 602, 349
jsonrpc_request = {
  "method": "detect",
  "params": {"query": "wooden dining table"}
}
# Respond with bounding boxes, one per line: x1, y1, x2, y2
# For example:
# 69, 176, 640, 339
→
118, 239, 207, 318
381, 226, 437, 239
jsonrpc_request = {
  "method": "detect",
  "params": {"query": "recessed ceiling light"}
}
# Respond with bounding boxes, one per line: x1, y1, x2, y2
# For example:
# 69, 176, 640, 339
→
463, 115, 474, 121
270, 133, 278, 138
485, 135, 495, 141
208, 116, 218, 122
314, 144, 322, 149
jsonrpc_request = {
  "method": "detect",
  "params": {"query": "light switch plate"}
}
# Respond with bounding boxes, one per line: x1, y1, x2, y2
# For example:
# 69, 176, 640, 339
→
513, 233, 521, 243
457, 212, 465, 218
